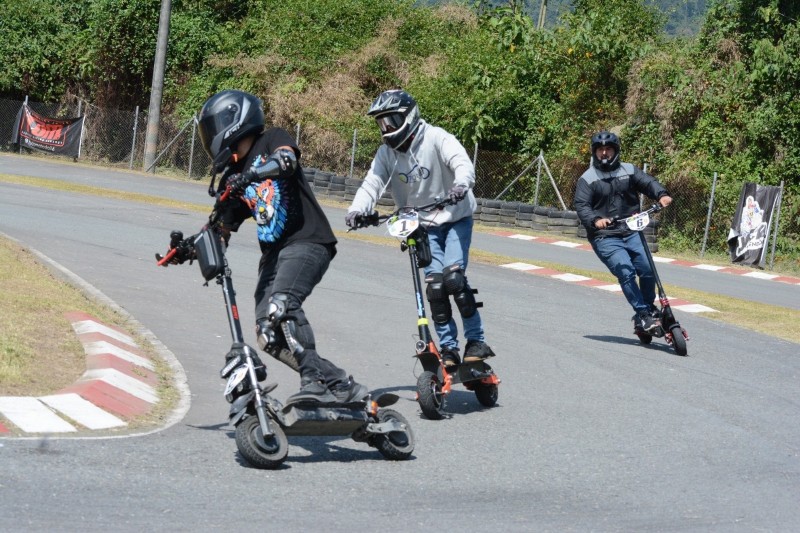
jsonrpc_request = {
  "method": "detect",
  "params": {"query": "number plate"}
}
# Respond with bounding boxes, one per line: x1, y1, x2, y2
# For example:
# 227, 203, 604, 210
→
623, 211, 650, 231
387, 211, 420, 237
224, 365, 249, 396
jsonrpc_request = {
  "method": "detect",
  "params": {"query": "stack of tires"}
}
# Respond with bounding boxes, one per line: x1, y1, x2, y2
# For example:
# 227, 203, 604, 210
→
477, 199, 501, 225
313, 170, 332, 195
530, 206, 552, 232
517, 203, 535, 228
328, 174, 347, 199
546, 209, 580, 237
499, 201, 521, 227
644, 218, 659, 252
304, 167, 317, 184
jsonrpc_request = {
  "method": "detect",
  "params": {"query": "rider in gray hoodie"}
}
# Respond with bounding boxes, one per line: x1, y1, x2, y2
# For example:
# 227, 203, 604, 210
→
346, 89, 495, 366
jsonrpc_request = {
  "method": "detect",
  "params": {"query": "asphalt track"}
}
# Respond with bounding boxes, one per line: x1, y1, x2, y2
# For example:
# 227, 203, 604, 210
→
1, 154, 798, 532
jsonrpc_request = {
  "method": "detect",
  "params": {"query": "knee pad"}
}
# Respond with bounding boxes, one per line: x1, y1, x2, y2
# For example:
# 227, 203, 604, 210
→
442, 264, 482, 319
425, 273, 452, 324
255, 318, 300, 372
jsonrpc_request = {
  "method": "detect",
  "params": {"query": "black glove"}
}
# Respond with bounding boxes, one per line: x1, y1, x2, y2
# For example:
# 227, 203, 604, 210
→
227, 170, 256, 196
448, 184, 468, 203
346, 211, 378, 228
167, 231, 196, 265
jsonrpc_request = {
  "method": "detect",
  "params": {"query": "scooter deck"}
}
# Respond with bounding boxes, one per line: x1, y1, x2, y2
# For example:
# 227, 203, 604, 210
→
279, 402, 370, 436
445, 360, 495, 385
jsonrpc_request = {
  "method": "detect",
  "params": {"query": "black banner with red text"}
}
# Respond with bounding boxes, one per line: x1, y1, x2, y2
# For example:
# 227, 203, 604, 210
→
12, 104, 85, 157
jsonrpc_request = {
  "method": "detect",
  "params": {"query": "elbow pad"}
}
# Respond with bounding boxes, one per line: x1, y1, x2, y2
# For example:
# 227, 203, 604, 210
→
251, 148, 298, 181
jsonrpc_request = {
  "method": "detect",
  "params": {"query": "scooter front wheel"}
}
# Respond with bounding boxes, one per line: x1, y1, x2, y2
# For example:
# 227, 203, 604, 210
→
372, 408, 415, 461
669, 325, 688, 356
474, 382, 498, 407
417, 370, 446, 420
235, 415, 288, 469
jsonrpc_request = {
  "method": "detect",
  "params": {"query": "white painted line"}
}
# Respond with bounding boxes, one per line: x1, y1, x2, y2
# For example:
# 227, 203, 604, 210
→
693, 264, 726, 271
83, 340, 154, 370
72, 320, 136, 346
596, 285, 623, 292
39, 393, 127, 430
508, 234, 537, 241
672, 303, 717, 313
742, 271, 779, 280
0, 397, 76, 433
81, 369, 158, 404
652, 257, 675, 263
501, 262, 544, 271
552, 241, 582, 248
552, 273, 592, 282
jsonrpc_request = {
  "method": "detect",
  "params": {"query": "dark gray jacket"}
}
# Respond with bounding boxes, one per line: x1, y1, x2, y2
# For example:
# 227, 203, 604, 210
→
573, 163, 669, 241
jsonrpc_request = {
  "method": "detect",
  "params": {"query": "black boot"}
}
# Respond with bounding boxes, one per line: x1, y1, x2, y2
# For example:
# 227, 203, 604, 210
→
286, 377, 336, 404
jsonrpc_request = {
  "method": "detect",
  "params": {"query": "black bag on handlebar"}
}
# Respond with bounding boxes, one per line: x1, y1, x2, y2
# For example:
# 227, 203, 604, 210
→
415, 227, 432, 268
194, 227, 226, 281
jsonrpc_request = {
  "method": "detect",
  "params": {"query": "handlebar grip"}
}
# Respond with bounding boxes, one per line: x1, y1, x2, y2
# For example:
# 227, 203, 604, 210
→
156, 247, 178, 266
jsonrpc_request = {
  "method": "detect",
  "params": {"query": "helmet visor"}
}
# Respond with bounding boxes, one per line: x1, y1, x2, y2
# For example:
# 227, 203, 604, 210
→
375, 113, 405, 135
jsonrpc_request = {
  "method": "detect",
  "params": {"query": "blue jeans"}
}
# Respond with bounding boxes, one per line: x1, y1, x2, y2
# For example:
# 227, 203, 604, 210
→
591, 232, 656, 315
423, 216, 485, 350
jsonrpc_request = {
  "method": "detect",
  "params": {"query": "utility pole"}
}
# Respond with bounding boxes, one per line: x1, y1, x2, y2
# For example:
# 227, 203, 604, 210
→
143, 0, 172, 173
537, 0, 547, 30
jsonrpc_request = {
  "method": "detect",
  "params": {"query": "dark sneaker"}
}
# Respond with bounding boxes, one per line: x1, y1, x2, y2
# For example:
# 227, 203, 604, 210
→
330, 376, 369, 403
649, 305, 662, 320
463, 340, 495, 362
635, 311, 659, 333
440, 346, 461, 367
286, 379, 336, 404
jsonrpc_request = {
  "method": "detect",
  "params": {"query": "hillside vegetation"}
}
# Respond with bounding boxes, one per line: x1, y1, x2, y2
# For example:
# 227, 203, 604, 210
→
0, 0, 798, 264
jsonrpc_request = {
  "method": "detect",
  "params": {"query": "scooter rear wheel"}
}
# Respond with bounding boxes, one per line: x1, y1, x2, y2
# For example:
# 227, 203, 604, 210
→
636, 332, 653, 345
235, 415, 288, 469
372, 408, 415, 461
669, 325, 688, 356
417, 370, 445, 420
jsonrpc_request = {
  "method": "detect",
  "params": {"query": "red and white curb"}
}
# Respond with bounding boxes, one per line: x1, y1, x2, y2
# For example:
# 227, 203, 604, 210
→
0, 312, 158, 435
501, 261, 717, 314
493, 231, 800, 286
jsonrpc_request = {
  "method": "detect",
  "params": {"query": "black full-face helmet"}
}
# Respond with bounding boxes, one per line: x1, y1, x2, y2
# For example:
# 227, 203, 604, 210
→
590, 131, 621, 172
197, 90, 265, 173
367, 89, 421, 150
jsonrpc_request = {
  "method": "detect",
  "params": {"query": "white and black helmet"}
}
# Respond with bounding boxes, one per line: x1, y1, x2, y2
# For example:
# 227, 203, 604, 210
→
197, 90, 265, 173
367, 89, 421, 150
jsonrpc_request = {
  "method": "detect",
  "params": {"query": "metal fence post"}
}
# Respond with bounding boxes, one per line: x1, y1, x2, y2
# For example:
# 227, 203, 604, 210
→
769, 180, 784, 270
188, 115, 197, 180
533, 150, 543, 207
700, 171, 718, 257
130, 106, 139, 169
349, 129, 357, 179
295, 123, 301, 143
473, 141, 479, 167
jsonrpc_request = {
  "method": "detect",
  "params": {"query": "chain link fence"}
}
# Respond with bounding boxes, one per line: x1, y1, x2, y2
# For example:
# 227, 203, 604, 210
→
1, 96, 795, 267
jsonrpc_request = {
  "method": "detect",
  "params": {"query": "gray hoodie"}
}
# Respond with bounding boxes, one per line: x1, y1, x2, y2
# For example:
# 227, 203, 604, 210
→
348, 120, 477, 225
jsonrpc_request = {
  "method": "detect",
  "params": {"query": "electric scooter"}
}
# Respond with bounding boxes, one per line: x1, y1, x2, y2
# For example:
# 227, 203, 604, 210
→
618, 204, 689, 356
350, 198, 500, 420
156, 175, 415, 468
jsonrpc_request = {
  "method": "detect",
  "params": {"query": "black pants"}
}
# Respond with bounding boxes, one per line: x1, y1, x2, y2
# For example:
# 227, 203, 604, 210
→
254, 241, 347, 387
